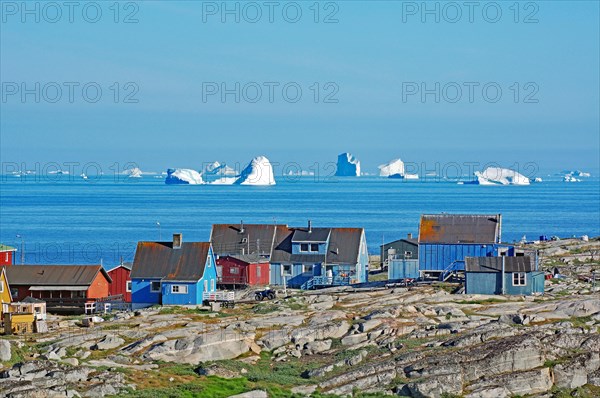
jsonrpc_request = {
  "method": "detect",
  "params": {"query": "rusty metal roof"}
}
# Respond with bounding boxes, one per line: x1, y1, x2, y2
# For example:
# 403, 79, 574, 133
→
5, 265, 111, 286
418, 214, 501, 244
465, 256, 534, 273
130, 241, 211, 281
210, 224, 286, 256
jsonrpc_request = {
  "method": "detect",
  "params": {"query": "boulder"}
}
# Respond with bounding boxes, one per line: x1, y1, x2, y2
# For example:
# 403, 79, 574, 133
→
0, 340, 11, 361
91, 335, 125, 351
228, 391, 268, 398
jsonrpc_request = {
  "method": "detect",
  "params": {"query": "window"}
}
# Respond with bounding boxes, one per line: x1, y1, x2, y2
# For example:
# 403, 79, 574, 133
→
210, 279, 215, 292
302, 264, 312, 273
4, 253, 7, 262
151, 281, 161, 292
126, 281, 132, 293
171, 285, 188, 294
204, 280, 208, 292
282, 264, 292, 276
230, 267, 240, 275
256, 267, 261, 277
512, 272, 526, 286
310, 243, 319, 252
0, 281, 3, 293
10, 288, 18, 298
300, 243, 309, 252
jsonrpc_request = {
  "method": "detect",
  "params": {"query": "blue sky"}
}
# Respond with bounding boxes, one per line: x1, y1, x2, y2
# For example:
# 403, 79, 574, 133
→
1, 1, 599, 174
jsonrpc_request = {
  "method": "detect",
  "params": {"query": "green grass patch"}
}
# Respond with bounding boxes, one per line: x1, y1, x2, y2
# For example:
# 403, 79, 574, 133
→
455, 298, 506, 305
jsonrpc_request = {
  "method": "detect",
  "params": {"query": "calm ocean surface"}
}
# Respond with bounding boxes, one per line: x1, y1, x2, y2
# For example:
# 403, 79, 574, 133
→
1, 175, 599, 268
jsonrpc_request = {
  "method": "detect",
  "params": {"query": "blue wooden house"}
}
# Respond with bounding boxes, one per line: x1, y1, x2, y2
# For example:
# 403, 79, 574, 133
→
465, 256, 545, 295
269, 222, 369, 289
130, 234, 218, 309
418, 214, 514, 280
388, 258, 420, 280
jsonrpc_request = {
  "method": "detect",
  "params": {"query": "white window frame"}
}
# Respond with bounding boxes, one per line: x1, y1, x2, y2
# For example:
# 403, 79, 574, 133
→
126, 281, 132, 293
302, 264, 312, 274
230, 267, 240, 275
171, 284, 188, 294
210, 279, 215, 292
256, 266, 261, 277
512, 272, 526, 286
204, 279, 208, 292
4, 253, 8, 262
0, 281, 3, 293
282, 264, 292, 276
150, 281, 161, 292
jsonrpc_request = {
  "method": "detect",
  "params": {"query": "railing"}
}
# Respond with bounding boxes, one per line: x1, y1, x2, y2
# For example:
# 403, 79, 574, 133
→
440, 260, 464, 281
202, 291, 235, 302
301, 275, 352, 290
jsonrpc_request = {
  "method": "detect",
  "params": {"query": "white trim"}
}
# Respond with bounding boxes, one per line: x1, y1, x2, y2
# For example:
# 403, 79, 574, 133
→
512, 272, 526, 286
126, 281, 132, 293
171, 284, 188, 294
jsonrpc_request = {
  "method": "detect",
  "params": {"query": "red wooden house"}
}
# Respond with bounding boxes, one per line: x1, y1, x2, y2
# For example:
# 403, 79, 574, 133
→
5, 265, 112, 314
107, 263, 132, 302
216, 254, 270, 286
0, 244, 16, 266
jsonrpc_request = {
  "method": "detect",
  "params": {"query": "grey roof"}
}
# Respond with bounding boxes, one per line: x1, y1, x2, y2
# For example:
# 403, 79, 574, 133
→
210, 224, 286, 256
227, 254, 270, 264
130, 241, 211, 282
5, 265, 111, 286
271, 227, 364, 265
465, 256, 534, 273
291, 228, 331, 243
419, 214, 501, 244
380, 238, 418, 248
21, 296, 46, 303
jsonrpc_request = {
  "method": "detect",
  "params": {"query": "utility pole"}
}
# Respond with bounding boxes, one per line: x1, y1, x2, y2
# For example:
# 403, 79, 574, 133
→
16, 234, 24, 264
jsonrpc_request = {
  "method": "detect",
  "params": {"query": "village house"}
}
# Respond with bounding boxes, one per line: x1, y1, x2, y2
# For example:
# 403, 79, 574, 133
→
0, 244, 17, 266
380, 234, 419, 268
1, 267, 13, 317
418, 214, 514, 280
107, 262, 132, 302
130, 234, 218, 309
269, 222, 369, 289
216, 254, 270, 287
4, 264, 111, 314
465, 256, 545, 295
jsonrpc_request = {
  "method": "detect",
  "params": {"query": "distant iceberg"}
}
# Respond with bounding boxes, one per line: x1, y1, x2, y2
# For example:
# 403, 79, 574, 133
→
471, 167, 530, 185
563, 175, 581, 183
532, 177, 543, 183
336, 153, 361, 177
165, 168, 204, 185
562, 170, 591, 177
128, 167, 143, 178
378, 159, 404, 177
234, 156, 276, 186
389, 173, 419, 180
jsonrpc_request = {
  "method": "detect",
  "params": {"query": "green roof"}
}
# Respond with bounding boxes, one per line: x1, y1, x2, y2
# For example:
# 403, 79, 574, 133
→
0, 244, 16, 252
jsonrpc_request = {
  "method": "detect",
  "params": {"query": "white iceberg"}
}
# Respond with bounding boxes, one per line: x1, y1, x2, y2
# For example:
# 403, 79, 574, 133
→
165, 168, 204, 185
234, 156, 276, 186
563, 175, 581, 183
335, 153, 361, 177
378, 159, 405, 177
532, 177, 543, 183
211, 177, 238, 185
128, 167, 143, 178
471, 167, 531, 185
389, 173, 419, 180
562, 170, 591, 177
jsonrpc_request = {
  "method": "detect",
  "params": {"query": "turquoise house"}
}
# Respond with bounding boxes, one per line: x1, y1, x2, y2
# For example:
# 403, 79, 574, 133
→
269, 222, 369, 289
464, 256, 545, 295
130, 234, 218, 309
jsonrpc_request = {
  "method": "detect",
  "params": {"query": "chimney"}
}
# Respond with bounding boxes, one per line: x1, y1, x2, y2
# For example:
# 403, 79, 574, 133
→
239, 220, 245, 234
173, 233, 182, 249
308, 220, 312, 233
407, 233, 413, 239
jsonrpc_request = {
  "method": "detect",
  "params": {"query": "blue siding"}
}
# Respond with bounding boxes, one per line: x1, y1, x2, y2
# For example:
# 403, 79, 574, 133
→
132, 246, 219, 307
389, 259, 420, 280
419, 243, 512, 272
465, 271, 545, 295
291, 242, 328, 255
131, 278, 162, 308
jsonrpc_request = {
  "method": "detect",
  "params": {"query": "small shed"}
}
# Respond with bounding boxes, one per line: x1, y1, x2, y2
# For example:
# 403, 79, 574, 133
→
7, 296, 46, 320
216, 254, 270, 286
465, 256, 545, 295
388, 259, 419, 280
107, 262, 132, 302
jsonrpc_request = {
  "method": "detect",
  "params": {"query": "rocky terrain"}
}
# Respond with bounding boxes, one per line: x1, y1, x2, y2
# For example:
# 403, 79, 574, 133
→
1, 238, 599, 398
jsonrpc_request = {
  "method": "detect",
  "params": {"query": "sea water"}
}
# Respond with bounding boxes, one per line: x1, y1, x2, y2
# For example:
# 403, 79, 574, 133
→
1, 175, 598, 267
